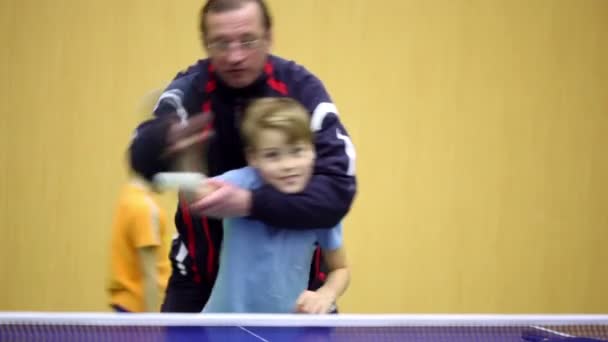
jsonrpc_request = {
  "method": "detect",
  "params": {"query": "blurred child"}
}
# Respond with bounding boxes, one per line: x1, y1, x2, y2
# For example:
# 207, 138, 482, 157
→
106, 163, 170, 312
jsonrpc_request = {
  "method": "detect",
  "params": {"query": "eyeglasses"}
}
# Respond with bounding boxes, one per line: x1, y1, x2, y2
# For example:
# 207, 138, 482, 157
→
207, 37, 266, 54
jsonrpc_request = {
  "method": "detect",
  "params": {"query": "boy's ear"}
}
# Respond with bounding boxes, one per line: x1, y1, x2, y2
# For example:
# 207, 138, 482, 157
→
245, 147, 257, 167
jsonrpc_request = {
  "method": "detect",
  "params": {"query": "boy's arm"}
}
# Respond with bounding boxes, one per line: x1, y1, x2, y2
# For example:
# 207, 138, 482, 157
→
137, 247, 160, 312
296, 224, 349, 314
296, 247, 349, 314
184, 167, 258, 206
318, 247, 350, 303
213, 167, 258, 189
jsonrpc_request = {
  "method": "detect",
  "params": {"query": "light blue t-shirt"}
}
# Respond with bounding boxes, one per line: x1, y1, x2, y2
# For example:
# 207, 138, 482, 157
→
202, 167, 343, 313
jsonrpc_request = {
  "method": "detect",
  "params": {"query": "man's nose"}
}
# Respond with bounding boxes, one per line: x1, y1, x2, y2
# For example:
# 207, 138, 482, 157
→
226, 47, 246, 65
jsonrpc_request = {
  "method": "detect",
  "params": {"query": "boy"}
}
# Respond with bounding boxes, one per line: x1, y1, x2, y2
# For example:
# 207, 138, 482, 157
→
106, 165, 171, 312
195, 97, 350, 313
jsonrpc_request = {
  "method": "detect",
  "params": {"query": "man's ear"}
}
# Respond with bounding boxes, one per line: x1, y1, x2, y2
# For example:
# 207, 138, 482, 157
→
265, 29, 273, 50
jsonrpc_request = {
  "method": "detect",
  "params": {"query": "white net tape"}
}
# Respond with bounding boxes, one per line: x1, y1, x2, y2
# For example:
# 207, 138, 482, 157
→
1, 313, 607, 327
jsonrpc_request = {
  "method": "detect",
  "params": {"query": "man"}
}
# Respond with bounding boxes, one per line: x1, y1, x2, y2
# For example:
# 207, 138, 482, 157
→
129, 0, 356, 312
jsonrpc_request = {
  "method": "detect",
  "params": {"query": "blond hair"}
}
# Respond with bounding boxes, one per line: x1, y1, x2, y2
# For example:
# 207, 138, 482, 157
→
241, 97, 313, 149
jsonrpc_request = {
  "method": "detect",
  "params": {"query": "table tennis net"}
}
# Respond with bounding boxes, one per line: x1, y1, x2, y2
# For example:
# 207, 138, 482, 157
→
1, 313, 607, 342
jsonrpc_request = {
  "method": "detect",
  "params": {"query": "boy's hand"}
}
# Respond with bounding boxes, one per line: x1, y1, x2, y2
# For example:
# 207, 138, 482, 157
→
295, 290, 335, 314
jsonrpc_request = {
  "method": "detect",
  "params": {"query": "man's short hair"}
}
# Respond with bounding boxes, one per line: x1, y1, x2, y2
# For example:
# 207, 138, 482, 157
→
199, 0, 272, 43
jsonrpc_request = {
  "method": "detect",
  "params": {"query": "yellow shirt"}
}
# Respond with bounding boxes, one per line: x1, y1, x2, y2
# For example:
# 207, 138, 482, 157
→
107, 180, 170, 312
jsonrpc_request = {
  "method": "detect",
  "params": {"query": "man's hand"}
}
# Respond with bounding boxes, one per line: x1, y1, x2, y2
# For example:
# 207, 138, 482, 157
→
178, 179, 220, 204
164, 112, 214, 156
163, 112, 214, 173
295, 290, 336, 314
189, 179, 252, 218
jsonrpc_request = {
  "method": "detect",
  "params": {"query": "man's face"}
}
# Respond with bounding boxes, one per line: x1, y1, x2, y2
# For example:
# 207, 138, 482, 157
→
205, 2, 271, 88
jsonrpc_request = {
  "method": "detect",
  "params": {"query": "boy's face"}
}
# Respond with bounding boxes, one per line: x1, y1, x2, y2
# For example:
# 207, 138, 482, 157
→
248, 129, 315, 194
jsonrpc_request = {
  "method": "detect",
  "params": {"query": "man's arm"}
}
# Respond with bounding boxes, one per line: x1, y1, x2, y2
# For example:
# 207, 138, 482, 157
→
129, 69, 211, 181
129, 118, 176, 181
250, 71, 357, 228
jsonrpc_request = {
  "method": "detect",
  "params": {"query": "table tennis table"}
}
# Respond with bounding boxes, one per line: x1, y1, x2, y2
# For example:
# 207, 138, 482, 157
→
1, 313, 607, 341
